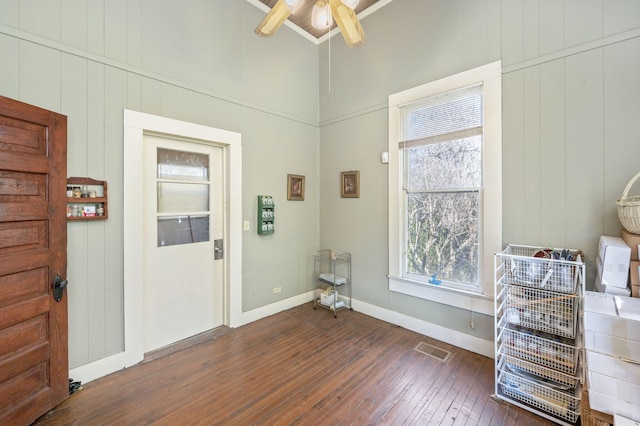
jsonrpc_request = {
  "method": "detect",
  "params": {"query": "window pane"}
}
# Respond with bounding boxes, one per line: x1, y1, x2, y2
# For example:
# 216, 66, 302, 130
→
158, 215, 210, 247
157, 182, 209, 213
157, 148, 209, 181
406, 192, 479, 286
406, 136, 482, 191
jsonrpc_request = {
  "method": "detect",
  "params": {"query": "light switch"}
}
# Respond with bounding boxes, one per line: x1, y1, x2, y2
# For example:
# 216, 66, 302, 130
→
243, 220, 250, 231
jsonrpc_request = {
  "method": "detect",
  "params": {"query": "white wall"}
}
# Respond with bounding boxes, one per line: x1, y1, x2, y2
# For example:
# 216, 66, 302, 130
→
1, 0, 639, 372
0, 0, 320, 369
318, 0, 640, 348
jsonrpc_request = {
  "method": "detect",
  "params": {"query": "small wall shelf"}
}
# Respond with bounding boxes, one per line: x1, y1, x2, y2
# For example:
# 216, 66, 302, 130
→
66, 177, 108, 221
257, 195, 274, 235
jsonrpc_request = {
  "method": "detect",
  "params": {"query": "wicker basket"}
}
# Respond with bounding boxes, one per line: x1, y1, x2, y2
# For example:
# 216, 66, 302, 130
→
617, 171, 640, 234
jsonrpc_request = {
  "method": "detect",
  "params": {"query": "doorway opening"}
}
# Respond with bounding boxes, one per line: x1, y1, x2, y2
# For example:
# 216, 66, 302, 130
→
142, 135, 224, 353
123, 110, 242, 367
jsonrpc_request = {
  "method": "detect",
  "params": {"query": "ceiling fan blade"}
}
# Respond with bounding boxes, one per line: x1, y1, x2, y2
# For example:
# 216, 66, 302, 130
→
255, 0, 292, 37
329, 0, 367, 48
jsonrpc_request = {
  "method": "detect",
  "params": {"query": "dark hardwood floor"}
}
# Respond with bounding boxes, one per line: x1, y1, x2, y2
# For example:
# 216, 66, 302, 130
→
34, 303, 553, 425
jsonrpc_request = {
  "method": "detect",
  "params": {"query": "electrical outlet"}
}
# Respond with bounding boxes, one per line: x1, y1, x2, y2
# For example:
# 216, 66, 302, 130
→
243, 220, 250, 231
273, 286, 281, 294
470, 321, 475, 329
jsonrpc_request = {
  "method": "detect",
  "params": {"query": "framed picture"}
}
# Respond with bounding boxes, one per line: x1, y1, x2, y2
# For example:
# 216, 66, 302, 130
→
287, 174, 305, 201
341, 171, 360, 198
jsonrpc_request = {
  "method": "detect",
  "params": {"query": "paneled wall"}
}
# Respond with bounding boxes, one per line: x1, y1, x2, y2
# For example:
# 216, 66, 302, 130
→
319, 0, 640, 347
0, 0, 320, 369
1, 0, 639, 372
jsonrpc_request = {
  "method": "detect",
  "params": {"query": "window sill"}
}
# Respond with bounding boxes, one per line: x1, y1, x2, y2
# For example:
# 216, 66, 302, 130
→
388, 275, 494, 316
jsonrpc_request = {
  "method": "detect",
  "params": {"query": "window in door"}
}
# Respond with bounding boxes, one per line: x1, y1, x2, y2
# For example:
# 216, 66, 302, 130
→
155, 148, 210, 247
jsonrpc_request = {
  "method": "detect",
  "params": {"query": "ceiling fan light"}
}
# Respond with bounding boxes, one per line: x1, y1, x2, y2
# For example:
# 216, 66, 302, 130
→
312, 1, 333, 29
284, 0, 305, 13
341, 0, 359, 9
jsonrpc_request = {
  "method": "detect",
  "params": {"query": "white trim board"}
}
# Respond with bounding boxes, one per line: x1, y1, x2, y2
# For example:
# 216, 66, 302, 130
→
69, 290, 315, 385
352, 299, 494, 359
69, 352, 128, 385
388, 276, 494, 316
501, 27, 640, 75
0, 23, 316, 127
70, 291, 491, 384
238, 291, 315, 325
123, 109, 243, 369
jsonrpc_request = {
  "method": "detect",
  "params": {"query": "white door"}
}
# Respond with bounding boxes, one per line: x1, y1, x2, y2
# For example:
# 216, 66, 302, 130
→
142, 134, 224, 353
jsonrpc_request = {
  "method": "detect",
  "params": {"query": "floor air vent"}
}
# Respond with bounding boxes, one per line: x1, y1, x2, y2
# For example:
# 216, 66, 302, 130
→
415, 342, 451, 362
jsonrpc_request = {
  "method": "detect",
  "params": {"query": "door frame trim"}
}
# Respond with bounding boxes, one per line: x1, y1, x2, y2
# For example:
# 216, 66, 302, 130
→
123, 110, 242, 367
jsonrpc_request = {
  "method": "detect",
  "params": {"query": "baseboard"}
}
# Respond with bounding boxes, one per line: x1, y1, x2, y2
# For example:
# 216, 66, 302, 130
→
72, 291, 315, 385
351, 299, 494, 359
70, 291, 492, 385
235, 290, 315, 326
69, 352, 128, 385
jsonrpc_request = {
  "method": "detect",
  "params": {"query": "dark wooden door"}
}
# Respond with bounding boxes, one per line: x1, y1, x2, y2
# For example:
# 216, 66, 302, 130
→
0, 96, 68, 425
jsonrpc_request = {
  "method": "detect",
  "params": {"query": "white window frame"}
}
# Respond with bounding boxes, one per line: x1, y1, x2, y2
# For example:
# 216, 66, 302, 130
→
387, 61, 502, 315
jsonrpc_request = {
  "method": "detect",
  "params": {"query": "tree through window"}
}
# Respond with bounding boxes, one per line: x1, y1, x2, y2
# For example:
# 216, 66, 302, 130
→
402, 87, 483, 288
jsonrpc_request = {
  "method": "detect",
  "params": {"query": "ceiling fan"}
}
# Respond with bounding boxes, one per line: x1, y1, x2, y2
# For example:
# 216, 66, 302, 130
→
255, 0, 367, 48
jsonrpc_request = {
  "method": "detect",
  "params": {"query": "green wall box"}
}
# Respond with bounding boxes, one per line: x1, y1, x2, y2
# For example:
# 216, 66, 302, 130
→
257, 195, 275, 235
